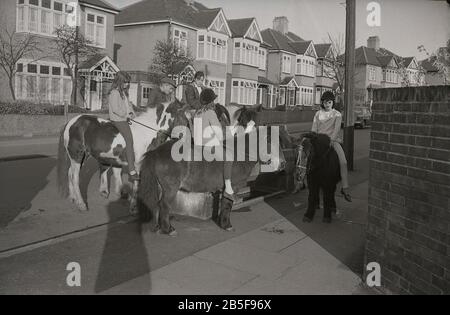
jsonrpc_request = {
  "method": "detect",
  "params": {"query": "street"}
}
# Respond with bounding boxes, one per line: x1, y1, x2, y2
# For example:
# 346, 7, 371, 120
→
0, 129, 371, 294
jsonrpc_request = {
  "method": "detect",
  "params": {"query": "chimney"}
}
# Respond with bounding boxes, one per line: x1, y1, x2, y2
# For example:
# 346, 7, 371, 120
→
367, 36, 380, 51
273, 16, 289, 35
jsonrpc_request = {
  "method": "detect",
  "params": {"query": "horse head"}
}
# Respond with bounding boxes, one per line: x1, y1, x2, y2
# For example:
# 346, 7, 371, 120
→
297, 132, 332, 178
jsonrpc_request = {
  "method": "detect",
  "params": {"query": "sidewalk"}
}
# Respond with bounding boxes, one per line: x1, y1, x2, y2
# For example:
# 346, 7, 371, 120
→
102, 177, 373, 295
0, 135, 58, 159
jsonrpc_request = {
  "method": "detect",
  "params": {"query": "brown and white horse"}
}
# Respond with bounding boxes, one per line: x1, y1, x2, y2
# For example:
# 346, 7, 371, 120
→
57, 99, 185, 212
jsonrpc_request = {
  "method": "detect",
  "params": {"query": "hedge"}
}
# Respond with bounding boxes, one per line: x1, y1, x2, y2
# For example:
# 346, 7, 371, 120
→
0, 101, 108, 115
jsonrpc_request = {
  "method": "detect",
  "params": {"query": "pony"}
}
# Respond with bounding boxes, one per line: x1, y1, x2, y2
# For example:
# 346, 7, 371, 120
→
136, 106, 287, 236
297, 132, 340, 223
56, 99, 185, 212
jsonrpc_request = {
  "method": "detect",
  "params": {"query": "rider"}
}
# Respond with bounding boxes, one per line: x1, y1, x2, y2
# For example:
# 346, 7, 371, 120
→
193, 88, 235, 201
147, 77, 177, 108
311, 91, 352, 202
185, 71, 205, 110
108, 71, 139, 182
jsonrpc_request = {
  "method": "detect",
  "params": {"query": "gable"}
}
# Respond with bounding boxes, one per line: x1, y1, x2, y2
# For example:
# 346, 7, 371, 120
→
388, 58, 397, 68
244, 20, 262, 42
324, 46, 333, 59
409, 58, 418, 70
305, 43, 317, 58
209, 10, 231, 36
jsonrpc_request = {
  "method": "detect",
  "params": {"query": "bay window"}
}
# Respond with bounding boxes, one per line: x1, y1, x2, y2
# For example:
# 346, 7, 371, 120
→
231, 79, 257, 105
205, 78, 226, 105
16, 0, 74, 36
16, 60, 72, 103
197, 32, 227, 63
232, 39, 259, 67
296, 56, 316, 77
173, 28, 188, 54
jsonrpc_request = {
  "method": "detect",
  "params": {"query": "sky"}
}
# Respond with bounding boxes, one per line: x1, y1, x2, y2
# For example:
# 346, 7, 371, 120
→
107, 0, 450, 60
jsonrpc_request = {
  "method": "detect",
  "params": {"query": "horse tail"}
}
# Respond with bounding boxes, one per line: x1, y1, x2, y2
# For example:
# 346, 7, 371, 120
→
57, 123, 70, 198
137, 154, 161, 223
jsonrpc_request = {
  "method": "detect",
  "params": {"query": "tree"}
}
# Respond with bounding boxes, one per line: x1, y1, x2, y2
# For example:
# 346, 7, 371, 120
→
0, 27, 42, 100
149, 39, 195, 83
418, 39, 450, 84
53, 25, 97, 105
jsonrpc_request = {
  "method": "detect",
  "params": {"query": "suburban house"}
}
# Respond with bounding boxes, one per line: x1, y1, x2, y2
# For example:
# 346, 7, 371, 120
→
420, 55, 448, 85
314, 43, 336, 105
261, 17, 321, 108
114, 0, 234, 107
0, 0, 121, 110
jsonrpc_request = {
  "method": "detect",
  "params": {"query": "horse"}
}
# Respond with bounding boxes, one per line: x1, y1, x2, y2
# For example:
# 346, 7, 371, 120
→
56, 98, 186, 212
297, 132, 341, 223
136, 106, 287, 236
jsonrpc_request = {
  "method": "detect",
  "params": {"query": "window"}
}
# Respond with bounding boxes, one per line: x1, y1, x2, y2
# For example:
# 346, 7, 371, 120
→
231, 79, 257, 105
232, 39, 259, 67
258, 48, 266, 70
282, 54, 291, 73
173, 28, 188, 55
16, 0, 72, 35
142, 87, 150, 99
205, 78, 226, 105
197, 32, 227, 63
368, 66, 376, 81
16, 59, 71, 104
85, 11, 106, 48
296, 56, 315, 77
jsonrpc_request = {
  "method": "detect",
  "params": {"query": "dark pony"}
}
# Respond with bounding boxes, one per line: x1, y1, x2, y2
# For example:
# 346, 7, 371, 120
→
299, 132, 341, 223
136, 106, 286, 236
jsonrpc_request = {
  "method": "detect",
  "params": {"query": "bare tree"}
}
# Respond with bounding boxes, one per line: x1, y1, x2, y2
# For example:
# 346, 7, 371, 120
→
149, 39, 195, 82
53, 25, 97, 105
0, 27, 42, 100
325, 33, 346, 95
418, 39, 450, 84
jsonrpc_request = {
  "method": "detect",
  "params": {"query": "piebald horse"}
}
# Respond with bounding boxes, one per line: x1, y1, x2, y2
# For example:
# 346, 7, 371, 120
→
57, 99, 185, 212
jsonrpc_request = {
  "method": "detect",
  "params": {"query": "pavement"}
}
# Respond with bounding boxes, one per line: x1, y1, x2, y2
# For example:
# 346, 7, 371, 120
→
0, 130, 375, 295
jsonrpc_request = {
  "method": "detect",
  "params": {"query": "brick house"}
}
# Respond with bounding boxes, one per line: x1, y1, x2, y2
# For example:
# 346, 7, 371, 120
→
114, 0, 234, 107
0, 0, 120, 109
261, 17, 326, 108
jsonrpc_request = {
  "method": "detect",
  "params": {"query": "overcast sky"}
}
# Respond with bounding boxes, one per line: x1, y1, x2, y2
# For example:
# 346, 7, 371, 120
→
107, 0, 450, 60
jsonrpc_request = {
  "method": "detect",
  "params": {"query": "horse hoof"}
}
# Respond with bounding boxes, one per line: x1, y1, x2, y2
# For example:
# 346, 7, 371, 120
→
100, 190, 109, 199
77, 203, 88, 212
120, 191, 129, 199
225, 226, 234, 232
302, 215, 313, 223
129, 206, 138, 216
168, 229, 178, 237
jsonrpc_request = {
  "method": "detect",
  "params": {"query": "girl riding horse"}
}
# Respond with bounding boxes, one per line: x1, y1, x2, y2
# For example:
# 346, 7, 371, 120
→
108, 71, 139, 182
312, 91, 352, 202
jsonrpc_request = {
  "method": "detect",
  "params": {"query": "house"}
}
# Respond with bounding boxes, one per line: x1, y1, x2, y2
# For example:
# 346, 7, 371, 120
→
261, 16, 320, 108
114, 0, 234, 107
420, 56, 448, 85
0, 0, 120, 110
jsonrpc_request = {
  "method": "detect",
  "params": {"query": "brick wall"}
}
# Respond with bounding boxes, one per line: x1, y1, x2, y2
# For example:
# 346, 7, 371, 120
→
365, 86, 450, 295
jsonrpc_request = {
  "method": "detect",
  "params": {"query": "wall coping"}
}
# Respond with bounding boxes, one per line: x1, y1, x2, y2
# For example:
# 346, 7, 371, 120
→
373, 85, 450, 103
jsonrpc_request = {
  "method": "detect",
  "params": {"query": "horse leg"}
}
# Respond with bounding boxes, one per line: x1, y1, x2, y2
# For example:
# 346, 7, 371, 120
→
158, 196, 177, 237
69, 159, 87, 211
99, 165, 110, 199
218, 194, 234, 231
304, 179, 319, 222
322, 186, 333, 223
111, 167, 124, 196
129, 180, 139, 215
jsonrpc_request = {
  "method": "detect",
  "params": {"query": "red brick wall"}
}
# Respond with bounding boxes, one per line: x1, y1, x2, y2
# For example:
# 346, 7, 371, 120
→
365, 86, 450, 295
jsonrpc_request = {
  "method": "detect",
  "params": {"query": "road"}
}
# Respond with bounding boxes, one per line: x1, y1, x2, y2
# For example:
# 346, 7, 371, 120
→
0, 129, 371, 294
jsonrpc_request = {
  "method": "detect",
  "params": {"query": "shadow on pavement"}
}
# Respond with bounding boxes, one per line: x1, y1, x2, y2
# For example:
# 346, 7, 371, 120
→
264, 157, 369, 276
0, 157, 56, 228
95, 199, 151, 293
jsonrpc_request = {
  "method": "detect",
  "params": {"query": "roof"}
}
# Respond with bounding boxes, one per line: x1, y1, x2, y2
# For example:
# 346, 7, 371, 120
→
79, 54, 119, 71
355, 46, 381, 66
258, 76, 274, 85
286, 32, 304, 42
261, 28, 296, 53
80, 0, 120, 12
377, 55, 394, 67
420, 57, 439, 72
402, 57, 415, 68
228, 18, 254, 38
289, 40, 312, 54
314, 43, 332, 58
280, 76, 297, 85
116, 0, 220, 28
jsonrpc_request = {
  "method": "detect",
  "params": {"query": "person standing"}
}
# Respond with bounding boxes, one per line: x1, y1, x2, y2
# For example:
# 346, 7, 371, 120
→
146, 77, 177, 108
108, 71, 139, 182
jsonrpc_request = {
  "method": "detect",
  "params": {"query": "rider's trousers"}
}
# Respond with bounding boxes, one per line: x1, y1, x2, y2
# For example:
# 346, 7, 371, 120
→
113, 121, 136, 173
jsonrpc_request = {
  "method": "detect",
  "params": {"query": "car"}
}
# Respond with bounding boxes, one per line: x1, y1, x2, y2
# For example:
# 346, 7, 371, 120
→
353, 107, 371, 129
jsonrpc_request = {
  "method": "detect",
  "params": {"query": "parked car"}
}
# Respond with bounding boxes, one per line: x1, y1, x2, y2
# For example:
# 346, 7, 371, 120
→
353, 107, 371, 128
